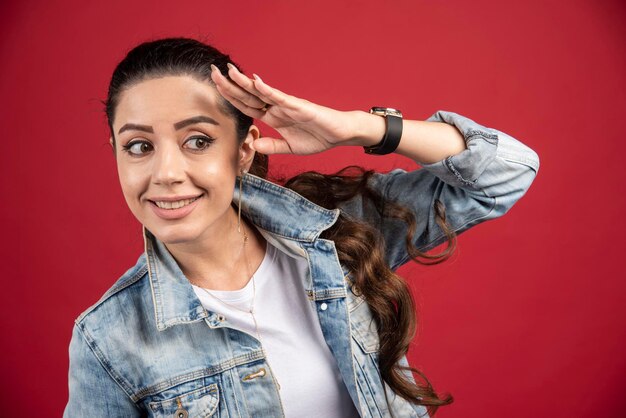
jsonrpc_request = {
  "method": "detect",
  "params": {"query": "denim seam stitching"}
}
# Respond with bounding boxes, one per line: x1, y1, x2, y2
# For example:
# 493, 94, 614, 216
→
444, 156, 476, 187
244, 173, 335, 216
221, 325, 248, 418
354, 354, 385, 418
352, 299, 380, 354
242, 173, 340, 239
465, 129, 499, 145
352, 369, 368, 418
104, 264, 149, 299
226, 368, 244, 418
497, 153, 540, 172
148, 383, 219, 411
75, 264, 148, 324
133, 350, 266, 401
76, 323, 138, 403
145, 244, 166, 331
307, 288, 348, 301
257, 227, 325, 243
326, 239, 364, 417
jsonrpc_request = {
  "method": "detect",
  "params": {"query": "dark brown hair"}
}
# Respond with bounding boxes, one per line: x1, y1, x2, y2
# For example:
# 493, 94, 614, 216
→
103, 36, 456, 416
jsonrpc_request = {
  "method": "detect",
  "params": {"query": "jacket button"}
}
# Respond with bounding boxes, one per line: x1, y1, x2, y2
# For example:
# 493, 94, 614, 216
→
174, 398, 188, 418
217, 314, 226, 322
242, 367, 267, 381
320, 303, 328, 311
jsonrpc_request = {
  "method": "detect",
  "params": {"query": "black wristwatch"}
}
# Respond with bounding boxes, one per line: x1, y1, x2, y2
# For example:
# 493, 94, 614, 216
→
363, 107, 403, 155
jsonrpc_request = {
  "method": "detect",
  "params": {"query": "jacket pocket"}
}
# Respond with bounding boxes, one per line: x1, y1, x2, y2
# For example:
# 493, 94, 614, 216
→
148, 382, 221, 417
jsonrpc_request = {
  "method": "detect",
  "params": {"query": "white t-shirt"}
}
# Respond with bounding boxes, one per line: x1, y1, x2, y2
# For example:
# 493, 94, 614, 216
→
191, 240, 360, 418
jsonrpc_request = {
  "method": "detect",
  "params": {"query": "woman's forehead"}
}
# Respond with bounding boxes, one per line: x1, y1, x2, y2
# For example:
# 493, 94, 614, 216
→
115, 75, 229, 128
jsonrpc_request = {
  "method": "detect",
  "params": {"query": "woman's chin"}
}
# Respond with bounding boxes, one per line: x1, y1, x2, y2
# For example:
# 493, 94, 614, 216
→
149, 224, 201, 245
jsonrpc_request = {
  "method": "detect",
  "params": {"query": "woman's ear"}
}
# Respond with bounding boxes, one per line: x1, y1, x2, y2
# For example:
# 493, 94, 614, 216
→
239, 125, 260, 171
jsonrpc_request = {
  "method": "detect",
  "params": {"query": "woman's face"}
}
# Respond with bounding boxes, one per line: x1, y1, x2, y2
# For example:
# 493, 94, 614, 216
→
110, 75, 258, 246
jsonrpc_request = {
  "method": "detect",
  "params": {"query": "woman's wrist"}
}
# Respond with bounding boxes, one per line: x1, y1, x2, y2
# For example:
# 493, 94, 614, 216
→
337, 110, 466, 163
339, 110, 387, 148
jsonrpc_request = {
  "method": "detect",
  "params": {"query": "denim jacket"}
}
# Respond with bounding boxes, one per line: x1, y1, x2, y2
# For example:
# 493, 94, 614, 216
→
63, 110, 540, 417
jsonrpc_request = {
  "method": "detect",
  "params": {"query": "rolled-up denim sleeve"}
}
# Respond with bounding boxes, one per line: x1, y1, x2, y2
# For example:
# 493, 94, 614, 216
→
63, 322, 142, 417
341, 110, 540, 271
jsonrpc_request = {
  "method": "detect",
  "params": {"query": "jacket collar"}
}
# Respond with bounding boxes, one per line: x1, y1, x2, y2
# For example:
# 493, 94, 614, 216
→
143, 172, 341, 331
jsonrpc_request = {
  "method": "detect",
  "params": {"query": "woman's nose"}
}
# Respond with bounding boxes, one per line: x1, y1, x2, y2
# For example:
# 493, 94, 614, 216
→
151, 145, 187, 185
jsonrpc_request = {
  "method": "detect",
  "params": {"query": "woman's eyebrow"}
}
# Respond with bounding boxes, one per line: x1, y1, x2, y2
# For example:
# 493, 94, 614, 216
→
117, 115, 220, 135
174, 115, 220, 130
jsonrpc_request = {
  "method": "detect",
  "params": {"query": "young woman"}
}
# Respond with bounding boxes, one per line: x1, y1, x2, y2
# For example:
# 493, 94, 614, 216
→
63, 37, 540, 418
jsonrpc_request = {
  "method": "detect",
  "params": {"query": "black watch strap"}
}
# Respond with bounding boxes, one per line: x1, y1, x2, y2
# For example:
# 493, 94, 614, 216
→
363, 107, 403, 155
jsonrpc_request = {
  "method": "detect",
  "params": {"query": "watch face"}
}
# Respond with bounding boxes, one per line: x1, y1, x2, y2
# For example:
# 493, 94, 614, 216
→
370, 107, 402, 117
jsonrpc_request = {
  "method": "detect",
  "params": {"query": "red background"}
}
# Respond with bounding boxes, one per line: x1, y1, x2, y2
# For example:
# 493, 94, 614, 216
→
1, 0, 624, 416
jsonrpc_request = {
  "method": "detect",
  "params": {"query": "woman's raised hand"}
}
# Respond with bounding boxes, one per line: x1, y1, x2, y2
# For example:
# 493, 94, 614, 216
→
210, 63, 365, 155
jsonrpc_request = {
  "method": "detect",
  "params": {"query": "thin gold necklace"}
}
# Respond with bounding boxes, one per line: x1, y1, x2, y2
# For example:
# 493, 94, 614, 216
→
189, 228, 281, 390
188, 227, 263, 345
188, 225, 265, 352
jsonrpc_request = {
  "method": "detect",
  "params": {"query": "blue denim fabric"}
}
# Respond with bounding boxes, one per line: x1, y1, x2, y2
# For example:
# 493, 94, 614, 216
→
63, 110, 539, 417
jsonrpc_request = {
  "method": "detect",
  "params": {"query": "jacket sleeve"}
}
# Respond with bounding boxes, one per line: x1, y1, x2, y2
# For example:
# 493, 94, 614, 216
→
338, 110, 540, 271
63, 322, 143, 417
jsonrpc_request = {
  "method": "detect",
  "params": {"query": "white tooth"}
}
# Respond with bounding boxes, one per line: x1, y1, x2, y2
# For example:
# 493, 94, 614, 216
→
155, 197, 199, 210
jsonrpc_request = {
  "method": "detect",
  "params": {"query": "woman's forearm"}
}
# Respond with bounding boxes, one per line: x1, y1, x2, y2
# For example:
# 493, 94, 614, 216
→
344, 110, 467, 164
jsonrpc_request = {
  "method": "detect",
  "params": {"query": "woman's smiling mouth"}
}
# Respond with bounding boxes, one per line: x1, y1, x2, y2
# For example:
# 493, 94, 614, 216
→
148, 194, 204, 219
151, 195, 202, 209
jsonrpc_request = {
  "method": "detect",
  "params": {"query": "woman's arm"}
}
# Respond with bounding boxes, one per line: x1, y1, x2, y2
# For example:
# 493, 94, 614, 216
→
343, 109, 468, 165
210, 65, 467, 159
208, 64, 519, 172
210, 67, 540, 270
339, 109, 540, 270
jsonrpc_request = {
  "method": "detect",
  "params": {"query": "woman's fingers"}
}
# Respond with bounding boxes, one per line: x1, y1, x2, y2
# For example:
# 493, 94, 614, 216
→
210, 64, 266, 110
252, 137, 294, 155
251, 74, 295, 108
226, 63, 264, 98
212, 64, 312, 128
213, 82, 267, 119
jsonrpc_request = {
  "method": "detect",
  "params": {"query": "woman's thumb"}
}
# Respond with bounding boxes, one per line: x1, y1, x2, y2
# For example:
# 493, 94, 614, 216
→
252, 137, 291, 155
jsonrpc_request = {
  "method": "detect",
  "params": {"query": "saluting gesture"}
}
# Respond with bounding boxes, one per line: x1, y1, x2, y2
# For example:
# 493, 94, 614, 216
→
210, 62, 370, 155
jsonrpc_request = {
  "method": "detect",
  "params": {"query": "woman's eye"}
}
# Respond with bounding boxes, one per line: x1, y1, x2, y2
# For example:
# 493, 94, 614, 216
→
120, 136, 214, 157
122, 141, 153, 156
185, 135, 215, 151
